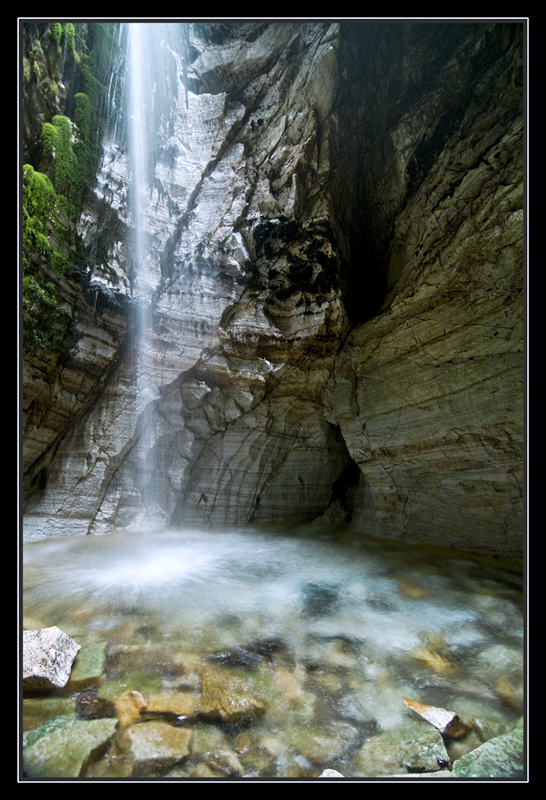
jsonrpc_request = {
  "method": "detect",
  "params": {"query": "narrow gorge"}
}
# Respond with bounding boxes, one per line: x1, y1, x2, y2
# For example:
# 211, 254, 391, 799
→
21, 21, 526, 781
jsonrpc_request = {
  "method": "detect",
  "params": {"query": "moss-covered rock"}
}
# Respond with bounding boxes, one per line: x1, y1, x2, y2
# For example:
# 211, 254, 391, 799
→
23, 715, 117, 778
451, 718, 525, 778
354, 721, 451, 777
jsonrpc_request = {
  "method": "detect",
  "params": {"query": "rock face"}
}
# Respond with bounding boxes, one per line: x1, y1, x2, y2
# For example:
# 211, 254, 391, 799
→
323, 23, 524, 557
21, 22, 525, 558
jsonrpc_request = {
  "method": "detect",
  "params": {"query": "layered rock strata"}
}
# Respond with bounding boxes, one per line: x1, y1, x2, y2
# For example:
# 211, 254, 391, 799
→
325, 23, 524, 556
21, 22, 525, 557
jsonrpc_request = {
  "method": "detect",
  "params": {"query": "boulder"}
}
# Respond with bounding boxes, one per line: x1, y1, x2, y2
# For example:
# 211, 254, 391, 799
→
23, 715, 117, 778
199, 664, 267, 723
111, 720, 193, 776
354, 721, 451, 777
451, 718, 525, 778
23, 626, 81, 692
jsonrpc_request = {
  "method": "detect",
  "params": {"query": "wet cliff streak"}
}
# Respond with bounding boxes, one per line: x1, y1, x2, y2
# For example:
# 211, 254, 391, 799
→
22, 22, 525, 559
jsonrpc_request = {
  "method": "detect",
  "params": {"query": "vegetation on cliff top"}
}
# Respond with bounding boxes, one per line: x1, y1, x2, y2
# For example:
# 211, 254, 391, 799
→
22, 22, 121, 358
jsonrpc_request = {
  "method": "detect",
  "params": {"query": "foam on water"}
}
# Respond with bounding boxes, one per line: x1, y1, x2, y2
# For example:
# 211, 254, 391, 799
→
23, 526, 516, 657
22, 525, 525, 778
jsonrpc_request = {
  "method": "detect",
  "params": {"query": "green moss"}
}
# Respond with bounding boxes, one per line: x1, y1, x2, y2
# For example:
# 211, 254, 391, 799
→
38, 25, 122, 208
22, 274, 75, 356
22, 164, 57, 268
22, 164, 77, 356
22, 23, 122, 359
74, 93, 91, 142
65, 22, 76, 56
42, 115, 76, 200
39, 107, 98, 208
23, 163, 77, 274
23, 164, 56, 222
50, 23, 62, 48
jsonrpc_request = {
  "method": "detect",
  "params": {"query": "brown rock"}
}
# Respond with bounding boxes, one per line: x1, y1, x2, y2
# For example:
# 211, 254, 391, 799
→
114, 689, 147, 727
76, 691, 116, 720
113, 720, 193, 775
200, 664, 267, 723
144, 692, 201, 723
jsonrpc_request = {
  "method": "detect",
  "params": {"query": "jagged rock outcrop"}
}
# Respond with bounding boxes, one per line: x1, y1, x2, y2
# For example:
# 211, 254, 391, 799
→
325, 23, 524, 557
21, 22, 525, 558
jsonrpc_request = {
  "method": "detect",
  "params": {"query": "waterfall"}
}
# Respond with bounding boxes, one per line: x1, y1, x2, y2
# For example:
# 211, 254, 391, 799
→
124, 22, 189, 517
127, 22, 155, 405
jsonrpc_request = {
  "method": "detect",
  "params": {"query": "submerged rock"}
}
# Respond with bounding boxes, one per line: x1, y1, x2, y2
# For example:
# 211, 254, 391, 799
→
451, 718, 525, 778
199, 664, 267, 723
207, 646, 265, 670
111, 720, 193, 776
23, 715, 117, 778
114, 689, 147, 728
144, 691, 201, 723
105, 643, 201, 680
76, 690, 116, 720
68, 641, 107, 689
354, 721, 451, 777
290, 720, 360, 766
23, 626, 81, 692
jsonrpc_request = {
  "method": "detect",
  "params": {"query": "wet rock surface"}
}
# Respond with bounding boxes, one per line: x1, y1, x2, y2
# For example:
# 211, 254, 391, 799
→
451, 718, 524, 778
22, 22, 524, 559
23, 716, 118, 778
22, 528, 525, 779
23, 635, 525, 779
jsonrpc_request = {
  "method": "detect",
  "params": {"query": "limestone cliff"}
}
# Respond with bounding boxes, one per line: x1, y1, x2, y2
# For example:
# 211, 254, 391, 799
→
325, 23, 524, 557
21, 21, 525, 558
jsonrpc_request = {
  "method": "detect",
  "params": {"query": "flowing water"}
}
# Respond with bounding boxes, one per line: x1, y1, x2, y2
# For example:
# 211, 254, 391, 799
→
22, 524, 524, 778
22, 23, 525, 779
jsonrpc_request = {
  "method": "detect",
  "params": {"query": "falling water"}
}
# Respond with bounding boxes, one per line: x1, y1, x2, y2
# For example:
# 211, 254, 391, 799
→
127, 22, 155, 407
123, 22, 188, 514
22, 25, 525, 779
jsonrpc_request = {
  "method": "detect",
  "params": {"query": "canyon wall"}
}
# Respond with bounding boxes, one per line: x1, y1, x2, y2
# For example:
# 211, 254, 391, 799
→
21, 22, 525, 558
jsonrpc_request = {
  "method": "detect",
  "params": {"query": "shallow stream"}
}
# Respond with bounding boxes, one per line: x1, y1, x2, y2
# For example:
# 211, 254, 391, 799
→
22, 525, 525, 779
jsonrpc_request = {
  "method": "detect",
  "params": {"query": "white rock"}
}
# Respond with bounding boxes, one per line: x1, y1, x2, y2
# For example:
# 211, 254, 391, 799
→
23, 626, 81, 691
402, 697, 470, 738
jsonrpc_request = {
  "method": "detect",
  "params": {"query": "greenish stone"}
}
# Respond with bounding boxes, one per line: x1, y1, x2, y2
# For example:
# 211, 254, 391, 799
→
289, 720, 360, 765
69, 641, 107, 686
23, 715, 117, 778
451, 719, 525, 778
23, 696, 77, 732
355, 721, 450, 777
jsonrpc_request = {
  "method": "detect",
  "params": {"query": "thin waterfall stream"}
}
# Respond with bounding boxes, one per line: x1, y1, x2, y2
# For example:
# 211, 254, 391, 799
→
21, 23, 525, 780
